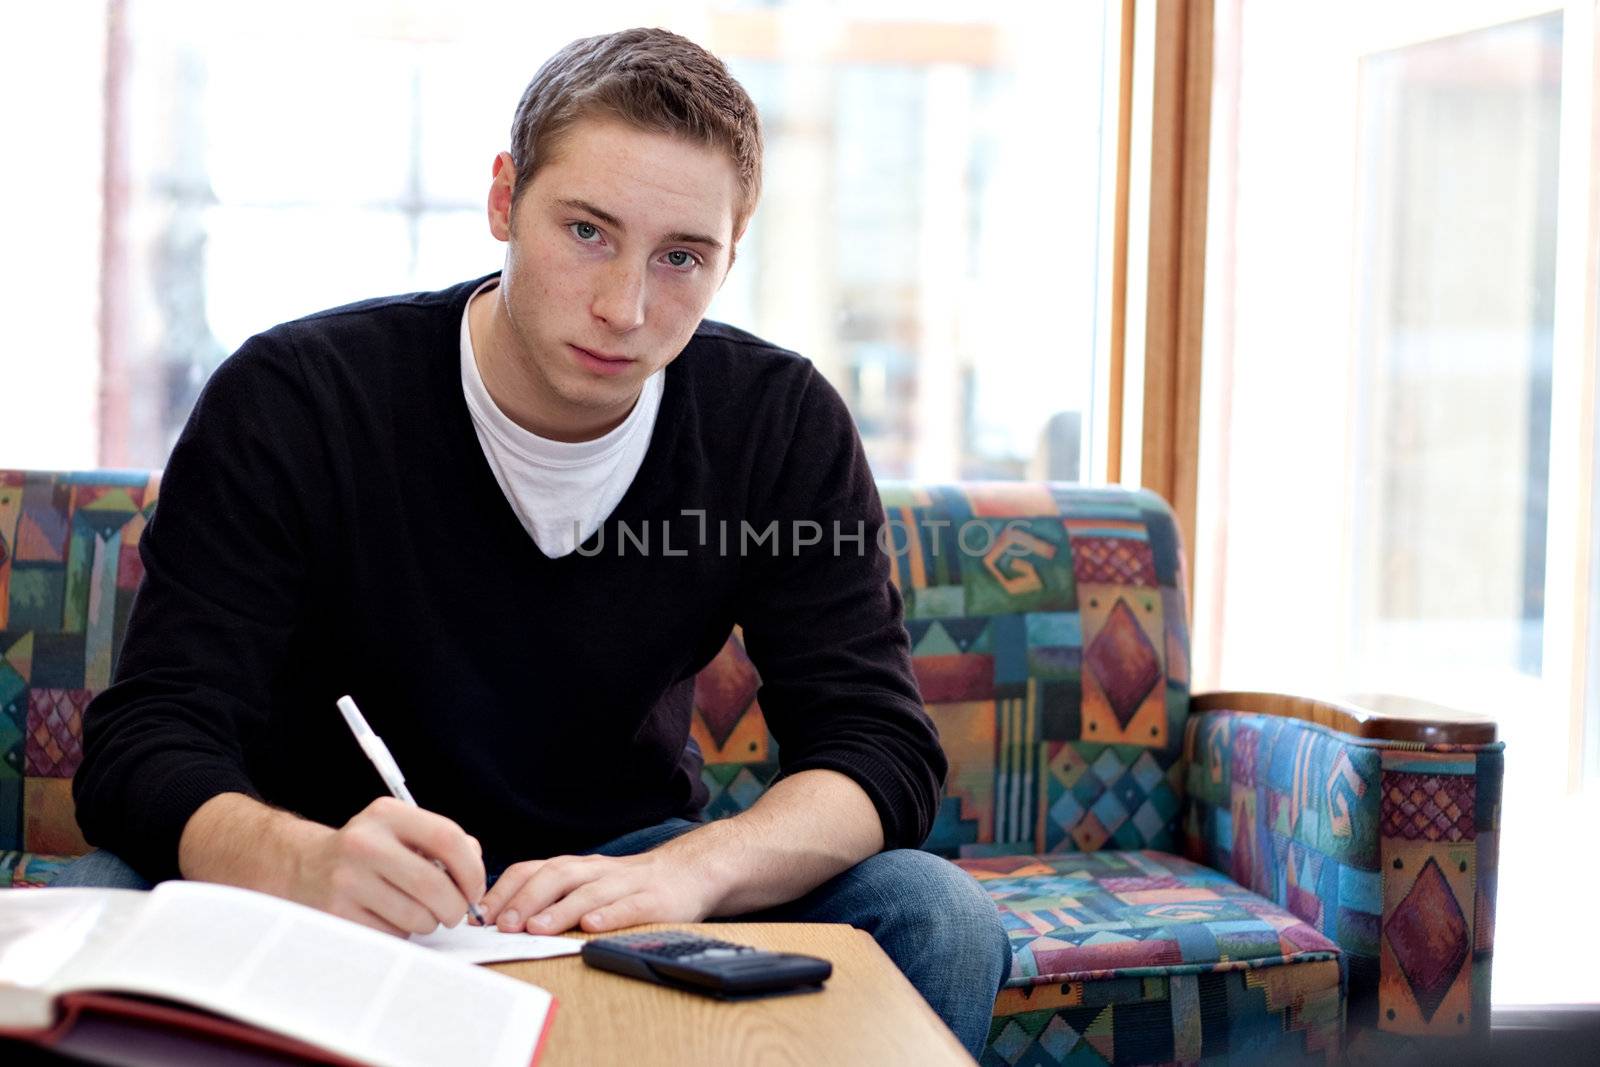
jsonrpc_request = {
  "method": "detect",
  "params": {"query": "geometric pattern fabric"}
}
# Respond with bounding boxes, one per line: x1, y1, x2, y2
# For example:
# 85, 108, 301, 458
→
983, 958, 1342, 1066
1181, 709, 1504, 1060
0, 470, 159, 859
1387, 856, 1469, 1023
690, 482, 1195, 868
957, 848, 1339, 985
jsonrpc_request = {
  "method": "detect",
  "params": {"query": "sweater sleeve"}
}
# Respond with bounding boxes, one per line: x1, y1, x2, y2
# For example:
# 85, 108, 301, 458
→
73, 332, 328, 883
733, 366, 946, 851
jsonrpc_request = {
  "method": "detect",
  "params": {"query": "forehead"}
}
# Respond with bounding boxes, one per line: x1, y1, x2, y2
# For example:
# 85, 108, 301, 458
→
531, 117, 740, 240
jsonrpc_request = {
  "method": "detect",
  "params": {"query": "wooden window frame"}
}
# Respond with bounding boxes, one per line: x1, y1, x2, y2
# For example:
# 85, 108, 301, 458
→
1106, 0, 1214, 611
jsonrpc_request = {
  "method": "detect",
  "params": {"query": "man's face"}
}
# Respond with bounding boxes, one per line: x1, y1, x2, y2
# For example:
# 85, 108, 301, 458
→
485, 117, 741, 440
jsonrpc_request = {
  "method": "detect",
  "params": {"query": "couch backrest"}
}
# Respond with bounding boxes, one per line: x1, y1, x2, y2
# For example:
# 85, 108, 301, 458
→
1, 471, 161, 861
0, 472, 1190, 864
701, 482, 1193, 859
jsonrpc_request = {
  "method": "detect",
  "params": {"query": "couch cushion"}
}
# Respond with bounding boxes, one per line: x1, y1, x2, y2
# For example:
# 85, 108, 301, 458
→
961, 850, 1343, 1063
960, 849, 1339, 984
981, 959, 1343, 1065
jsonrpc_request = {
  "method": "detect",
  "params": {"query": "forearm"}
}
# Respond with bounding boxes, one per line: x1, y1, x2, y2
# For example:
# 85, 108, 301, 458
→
656, 768, 886, 917
178, 791, 328, 895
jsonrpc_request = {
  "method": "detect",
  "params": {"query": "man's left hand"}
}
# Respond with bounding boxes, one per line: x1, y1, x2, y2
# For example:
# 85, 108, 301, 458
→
478, 849, 720, 935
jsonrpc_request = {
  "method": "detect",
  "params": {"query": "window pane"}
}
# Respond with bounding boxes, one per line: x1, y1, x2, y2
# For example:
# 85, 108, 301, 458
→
97, 3, 1113, 479
1199, 3, 1582, 1007
1352, 14, 1560, 678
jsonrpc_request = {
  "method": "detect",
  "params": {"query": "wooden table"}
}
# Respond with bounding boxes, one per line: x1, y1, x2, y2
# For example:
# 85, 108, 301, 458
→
489, 922, 975, 1066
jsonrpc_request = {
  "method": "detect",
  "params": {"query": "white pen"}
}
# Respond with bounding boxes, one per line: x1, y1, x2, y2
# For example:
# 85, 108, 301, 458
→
336, 694, 488, 927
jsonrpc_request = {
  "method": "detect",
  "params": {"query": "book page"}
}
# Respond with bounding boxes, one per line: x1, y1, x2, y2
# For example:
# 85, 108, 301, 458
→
408, 922, 583, 964
48, 881, 551, 1067
0, 889, 149, 1029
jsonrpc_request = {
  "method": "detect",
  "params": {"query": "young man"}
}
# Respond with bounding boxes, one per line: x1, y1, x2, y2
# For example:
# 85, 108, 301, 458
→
65, 28, 1009, 1055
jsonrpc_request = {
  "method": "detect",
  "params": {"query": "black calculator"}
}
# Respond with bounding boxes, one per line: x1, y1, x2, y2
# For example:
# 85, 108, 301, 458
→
580, 930, 832, 999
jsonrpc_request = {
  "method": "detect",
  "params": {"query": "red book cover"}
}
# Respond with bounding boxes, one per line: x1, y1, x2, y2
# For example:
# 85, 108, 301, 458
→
3, 990, 558, 1066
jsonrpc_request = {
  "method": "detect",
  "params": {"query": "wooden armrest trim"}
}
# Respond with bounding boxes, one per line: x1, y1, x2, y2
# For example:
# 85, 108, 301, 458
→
1190, 690, 1499, 745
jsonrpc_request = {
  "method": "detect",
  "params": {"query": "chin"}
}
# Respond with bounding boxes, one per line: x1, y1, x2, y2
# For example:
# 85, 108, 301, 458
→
558, 378, 636, 411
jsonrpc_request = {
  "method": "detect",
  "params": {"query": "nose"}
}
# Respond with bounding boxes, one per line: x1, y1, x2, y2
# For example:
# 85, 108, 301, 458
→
591, 258, 646, 332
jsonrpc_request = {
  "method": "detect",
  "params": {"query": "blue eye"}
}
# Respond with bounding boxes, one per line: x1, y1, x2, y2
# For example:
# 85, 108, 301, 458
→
664, 250, 696, 269
572, 222, 600, 241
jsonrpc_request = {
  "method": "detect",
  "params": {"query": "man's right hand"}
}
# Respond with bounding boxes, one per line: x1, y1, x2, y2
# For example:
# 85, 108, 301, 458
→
178, 792, 486, 937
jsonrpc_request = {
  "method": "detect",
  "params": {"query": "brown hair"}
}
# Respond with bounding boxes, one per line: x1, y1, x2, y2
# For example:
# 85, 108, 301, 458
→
509, 28, 763, 232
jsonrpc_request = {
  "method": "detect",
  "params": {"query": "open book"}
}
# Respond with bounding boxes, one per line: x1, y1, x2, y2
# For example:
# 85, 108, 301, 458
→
0, 882, 555, 1066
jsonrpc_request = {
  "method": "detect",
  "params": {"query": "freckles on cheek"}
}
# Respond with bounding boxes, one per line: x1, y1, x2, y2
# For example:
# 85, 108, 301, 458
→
533, 270, 572, 309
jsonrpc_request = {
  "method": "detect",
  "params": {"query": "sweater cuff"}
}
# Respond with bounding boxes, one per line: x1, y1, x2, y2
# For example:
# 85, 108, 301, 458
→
127, 758, 263, 884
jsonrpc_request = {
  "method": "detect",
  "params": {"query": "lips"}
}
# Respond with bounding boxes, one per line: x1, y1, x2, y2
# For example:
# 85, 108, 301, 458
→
568, 343, 636, 378
570, 344, 630, 363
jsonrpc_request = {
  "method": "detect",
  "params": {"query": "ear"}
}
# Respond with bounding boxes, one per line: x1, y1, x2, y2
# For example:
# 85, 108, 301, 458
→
488, 152, 516, 242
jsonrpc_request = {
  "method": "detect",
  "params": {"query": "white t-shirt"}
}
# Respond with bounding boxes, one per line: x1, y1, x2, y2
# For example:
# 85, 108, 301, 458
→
460, 280, 663, 558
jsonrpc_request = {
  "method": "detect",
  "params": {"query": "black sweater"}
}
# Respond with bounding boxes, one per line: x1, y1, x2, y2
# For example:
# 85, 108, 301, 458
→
75, 275, 945, 883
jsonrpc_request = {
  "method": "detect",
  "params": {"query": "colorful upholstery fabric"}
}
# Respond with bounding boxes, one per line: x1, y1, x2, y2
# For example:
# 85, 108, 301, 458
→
0, 470, 1505, 1065
985, 959, 1343, 1065
0, 471, 161, 871
963, 849, 1342, 1064
965, 849, 1339, 983
3, 849, 71, 887
695, 482, 1193, 863
1182, 709, 1504, 1061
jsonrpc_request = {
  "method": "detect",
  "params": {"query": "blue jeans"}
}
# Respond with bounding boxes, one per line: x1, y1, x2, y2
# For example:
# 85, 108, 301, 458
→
59, 820, 1010, 1058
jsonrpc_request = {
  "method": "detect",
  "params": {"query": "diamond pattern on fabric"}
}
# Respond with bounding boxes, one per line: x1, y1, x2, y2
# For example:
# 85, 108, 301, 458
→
1038, 1014, 1082, 1060
992, 1019, 1032, 1064
692, 636, 759, 748
988, 962, 1342, 1067
25, 689, 89, 777
1044, 745, 1184, 854
1070, 536, 1158, 587
699, 761, 779, 820
1084, 600, 1160, 729
1386, 856, 1469, 1023
1382, 772, 1476, 842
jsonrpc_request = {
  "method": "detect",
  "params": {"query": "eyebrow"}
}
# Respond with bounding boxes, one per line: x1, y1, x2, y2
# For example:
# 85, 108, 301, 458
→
557, 197, 725, 251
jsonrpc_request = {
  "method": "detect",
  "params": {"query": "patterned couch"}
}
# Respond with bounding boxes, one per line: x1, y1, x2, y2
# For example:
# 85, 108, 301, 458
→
1, 471, 1502, 1064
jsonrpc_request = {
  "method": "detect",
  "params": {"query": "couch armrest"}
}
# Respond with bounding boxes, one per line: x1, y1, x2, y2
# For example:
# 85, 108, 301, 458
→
1181, 692, 1503, 1057
1191, 690, 1497, 744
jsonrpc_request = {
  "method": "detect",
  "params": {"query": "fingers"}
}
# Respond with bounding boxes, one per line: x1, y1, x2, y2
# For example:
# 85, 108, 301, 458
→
352, 877, 442, 937
479, 859, 545, 927
483, 855, 622, 933
577, 890, 654, 933
364, 797, 487, 911
328, 820, 454, 929
512, 877, 624, 935
320, 828, 458, 934
370, 846, 473, 930
313, 860, 437, 937
297, 799, 485, 933
490, 857, 601, 931
350, 907, 409, 938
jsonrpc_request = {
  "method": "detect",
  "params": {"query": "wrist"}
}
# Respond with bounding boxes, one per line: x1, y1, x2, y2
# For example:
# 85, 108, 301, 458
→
654, 820, 743, 916
178, 792, 321, 896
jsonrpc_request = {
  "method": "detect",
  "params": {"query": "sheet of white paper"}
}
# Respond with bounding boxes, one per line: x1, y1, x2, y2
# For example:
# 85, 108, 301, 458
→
409, 922, 584, 964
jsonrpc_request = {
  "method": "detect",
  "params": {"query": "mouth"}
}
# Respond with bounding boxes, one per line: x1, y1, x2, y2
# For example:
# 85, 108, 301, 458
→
568, 343, 636, 378
569, 344, 631, 364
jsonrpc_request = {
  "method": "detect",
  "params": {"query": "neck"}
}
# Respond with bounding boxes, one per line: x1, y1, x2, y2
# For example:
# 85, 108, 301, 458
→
468, 285, 636, 443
